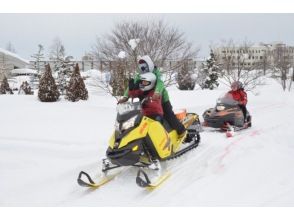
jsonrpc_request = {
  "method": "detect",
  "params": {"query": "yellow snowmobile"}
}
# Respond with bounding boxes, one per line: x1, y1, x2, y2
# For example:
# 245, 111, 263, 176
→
78, 101, 201, 189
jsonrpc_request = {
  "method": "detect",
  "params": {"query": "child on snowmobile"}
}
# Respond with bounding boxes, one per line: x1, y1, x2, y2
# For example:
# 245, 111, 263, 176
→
228, 81, 248, 122
118, 55, 186, 138
128, 72, 163, 121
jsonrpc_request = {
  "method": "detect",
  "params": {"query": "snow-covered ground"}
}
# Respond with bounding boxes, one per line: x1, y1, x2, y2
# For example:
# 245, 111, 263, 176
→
1, 78, 294, 207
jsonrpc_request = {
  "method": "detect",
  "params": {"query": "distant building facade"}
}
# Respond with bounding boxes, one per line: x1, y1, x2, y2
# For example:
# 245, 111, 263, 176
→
214, 42, 294, 68
0, 48, 30, 82
29, 56, 200, 74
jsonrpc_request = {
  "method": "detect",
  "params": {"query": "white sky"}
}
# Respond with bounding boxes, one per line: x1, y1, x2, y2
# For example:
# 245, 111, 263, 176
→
1, 7, 294, 60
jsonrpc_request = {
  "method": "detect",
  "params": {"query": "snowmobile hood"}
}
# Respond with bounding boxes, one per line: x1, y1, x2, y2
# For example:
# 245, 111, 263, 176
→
139, 55, 154, 73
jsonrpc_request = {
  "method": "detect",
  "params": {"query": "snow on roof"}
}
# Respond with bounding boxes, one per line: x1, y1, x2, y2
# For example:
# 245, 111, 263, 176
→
11, 68, 37, 74
0, 48, 30, 64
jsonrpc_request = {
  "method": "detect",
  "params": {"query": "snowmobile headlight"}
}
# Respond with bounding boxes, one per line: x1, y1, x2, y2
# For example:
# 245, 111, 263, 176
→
121, 115, 137, 131
216, 105, 225, 111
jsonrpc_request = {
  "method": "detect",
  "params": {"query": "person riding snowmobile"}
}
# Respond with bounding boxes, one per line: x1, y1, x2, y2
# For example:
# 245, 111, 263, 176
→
118, 55, 186, 138
128, 72, 163, 122
228, 81, 248, 122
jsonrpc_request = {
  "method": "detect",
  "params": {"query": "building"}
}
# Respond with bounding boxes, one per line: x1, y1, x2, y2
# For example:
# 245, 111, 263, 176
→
0, 48, 30, 82
214, 42, 294, 69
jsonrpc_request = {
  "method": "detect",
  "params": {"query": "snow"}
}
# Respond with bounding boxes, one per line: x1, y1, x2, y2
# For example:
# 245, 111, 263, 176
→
0, 48, 30, 64
8, 75, 33, 90
11, 68, 37, 75
118, 51, 126, 59
1, 77, 294, 207
128, 38, 140, 50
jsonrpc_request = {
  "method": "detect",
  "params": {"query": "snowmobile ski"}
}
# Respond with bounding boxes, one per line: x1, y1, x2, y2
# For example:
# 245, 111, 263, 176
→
136, 168, 171, 190
77, 170, 122, 188
226, 122, 251, 138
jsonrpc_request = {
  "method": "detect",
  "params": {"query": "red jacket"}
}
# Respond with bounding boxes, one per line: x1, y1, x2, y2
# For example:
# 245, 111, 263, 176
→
228, 89, 247, 105
128, 89, 163, 117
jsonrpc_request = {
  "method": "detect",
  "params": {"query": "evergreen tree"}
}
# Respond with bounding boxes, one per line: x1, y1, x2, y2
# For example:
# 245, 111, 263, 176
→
177, 60, 196, 90
201, 50, 220, 90
66, 63, 88, 102
49, 38, 73, 95
0, 76, 13, 94
31, 44, 45, 75
57, 56, 74, 95
31, 44, 45, 89
38, 64, 60, 102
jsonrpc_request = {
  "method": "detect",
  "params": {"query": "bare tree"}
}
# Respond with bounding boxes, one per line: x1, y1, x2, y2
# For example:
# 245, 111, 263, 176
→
49, 37, 65, 72
91, 20, 198, 96
214, 40, 266, 91
271, 44, 293, 91
260, 45, 272, 75
288, 67, 294, 91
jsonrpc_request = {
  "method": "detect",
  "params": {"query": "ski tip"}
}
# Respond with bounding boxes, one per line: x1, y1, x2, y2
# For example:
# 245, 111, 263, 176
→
146, 172, 171, 190
136, 168, 171, 190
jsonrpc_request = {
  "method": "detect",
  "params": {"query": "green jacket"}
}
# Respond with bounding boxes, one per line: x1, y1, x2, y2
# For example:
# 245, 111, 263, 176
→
123, 68, 169, 103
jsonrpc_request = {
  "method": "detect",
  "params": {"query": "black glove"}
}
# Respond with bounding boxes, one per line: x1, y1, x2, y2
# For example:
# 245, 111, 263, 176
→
117, 97, 128, 104
128, 79, 139, 91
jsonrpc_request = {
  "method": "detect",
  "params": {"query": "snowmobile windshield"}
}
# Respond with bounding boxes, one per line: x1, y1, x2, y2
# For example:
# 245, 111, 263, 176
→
217, 93, 239, 106
116, 101, 141, 115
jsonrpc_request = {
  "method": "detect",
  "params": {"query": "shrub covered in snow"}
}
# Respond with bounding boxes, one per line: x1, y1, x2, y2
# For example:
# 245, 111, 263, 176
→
0, 76, 13, 94
19, 81, 34, 95
38, 64, 60, 102
177, 61, 196, 90
66, 63, 88, 102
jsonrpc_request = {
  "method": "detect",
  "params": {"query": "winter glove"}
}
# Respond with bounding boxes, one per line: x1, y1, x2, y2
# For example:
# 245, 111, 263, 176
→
152, 92, 161, 101
128, 79, 139, 91
117, 97, 128, 104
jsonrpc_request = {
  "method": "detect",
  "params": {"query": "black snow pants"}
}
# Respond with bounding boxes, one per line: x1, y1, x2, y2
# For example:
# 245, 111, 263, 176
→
238, 104, 248, 122
162, 100, 186, 135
